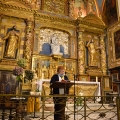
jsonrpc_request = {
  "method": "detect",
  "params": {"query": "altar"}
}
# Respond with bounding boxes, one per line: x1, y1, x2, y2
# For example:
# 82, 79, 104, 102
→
38, 79, 101, 97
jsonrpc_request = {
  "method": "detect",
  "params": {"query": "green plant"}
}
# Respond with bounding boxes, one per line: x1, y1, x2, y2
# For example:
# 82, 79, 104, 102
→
25, 70, 34, 80
17, 58, 26, 68
16, 75, 23, 82
76, 97, 83, 106
36, 89, 40, 92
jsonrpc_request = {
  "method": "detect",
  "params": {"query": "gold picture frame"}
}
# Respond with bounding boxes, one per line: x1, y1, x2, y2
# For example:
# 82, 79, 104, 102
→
108, 21, 120, 69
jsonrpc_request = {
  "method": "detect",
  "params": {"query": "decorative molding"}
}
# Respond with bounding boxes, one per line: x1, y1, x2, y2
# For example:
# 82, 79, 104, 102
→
0, 0, 32, 9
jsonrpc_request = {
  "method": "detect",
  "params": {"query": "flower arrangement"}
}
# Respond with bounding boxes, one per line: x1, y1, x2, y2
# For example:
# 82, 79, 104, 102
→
13, 58, 34, 84
13, 66, 24, 82
25, 70, 34, 81
30, 81, 41, 95
17, 58, 26, 68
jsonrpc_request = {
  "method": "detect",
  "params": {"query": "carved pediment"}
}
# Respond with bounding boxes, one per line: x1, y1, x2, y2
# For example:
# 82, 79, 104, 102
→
1, 0, 32, 9
80, 14, 106, 26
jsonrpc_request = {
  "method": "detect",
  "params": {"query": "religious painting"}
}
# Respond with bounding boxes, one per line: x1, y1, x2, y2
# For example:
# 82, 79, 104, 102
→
111, 73, 119, 81
114, 30, 120, 59
107, 22, 120, 69
102, 0, 118, 26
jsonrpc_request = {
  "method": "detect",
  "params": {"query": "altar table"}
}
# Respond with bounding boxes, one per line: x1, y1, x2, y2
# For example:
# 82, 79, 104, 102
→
37, 79, 101, 97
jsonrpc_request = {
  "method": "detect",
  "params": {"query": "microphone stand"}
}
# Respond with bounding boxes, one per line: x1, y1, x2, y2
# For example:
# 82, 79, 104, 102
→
66, 72, 76, 120
73, 74, 76, 120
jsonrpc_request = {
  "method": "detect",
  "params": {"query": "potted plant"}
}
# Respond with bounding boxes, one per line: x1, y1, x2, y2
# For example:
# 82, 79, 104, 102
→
25, 70, 34, 81
76, 92, 84, 107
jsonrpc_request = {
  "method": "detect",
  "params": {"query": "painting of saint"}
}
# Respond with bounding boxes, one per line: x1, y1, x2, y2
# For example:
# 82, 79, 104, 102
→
102, 0, 118, 26
114, 30, 120, 59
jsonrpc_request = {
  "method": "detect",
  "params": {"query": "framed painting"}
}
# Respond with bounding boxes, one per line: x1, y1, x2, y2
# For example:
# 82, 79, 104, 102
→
102, 0, 118, 26
108, 22, 120, 69
111, 73, 119, 81
114, 30, 120, 59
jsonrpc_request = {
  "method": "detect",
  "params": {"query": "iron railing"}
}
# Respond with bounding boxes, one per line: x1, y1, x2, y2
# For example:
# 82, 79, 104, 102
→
0, 94, 119, 120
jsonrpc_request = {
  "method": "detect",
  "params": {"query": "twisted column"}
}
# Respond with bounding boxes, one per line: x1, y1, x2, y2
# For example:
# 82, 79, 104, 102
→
78, 29, 85, 74
69, 0, 74, 17
99, 34, 107, 75
24, 19, 33, 69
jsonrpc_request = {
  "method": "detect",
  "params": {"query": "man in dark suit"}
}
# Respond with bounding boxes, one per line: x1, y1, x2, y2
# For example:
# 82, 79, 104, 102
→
50, 66, 69, 120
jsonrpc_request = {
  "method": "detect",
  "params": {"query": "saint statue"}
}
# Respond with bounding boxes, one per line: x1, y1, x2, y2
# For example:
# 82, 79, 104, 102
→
87, 0, 95, 14
50, 34, 63, 56
3, 25, 20, 58
35, 62, 41, 79
86, 39, 97, 66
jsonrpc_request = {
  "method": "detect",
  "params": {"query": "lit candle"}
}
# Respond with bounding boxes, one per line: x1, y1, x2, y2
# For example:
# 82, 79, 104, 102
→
96, 76, 98, 82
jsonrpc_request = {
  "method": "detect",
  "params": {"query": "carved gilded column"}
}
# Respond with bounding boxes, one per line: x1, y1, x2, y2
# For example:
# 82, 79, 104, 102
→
69, 0, 74, 17
0, 14, 4, 59
24, 19, 33, 69
78, 29, 85, 74
99, 34, 107, 75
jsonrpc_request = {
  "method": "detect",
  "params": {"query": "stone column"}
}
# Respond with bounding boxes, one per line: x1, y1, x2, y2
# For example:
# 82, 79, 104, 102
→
78, 29, 85, 74
99, 34, 107, 75
24, 19, 33, 69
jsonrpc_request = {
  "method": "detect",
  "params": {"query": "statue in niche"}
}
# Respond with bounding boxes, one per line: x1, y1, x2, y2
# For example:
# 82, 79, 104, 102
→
86, 39, 97, 66
78, 7, 82, 17
3, 25, 20, 58
50, 34, 63, 56
87, 0, 95, 14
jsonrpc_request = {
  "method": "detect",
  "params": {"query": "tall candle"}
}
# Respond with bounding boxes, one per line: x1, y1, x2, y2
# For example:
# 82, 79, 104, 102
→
96, 76, 98, 82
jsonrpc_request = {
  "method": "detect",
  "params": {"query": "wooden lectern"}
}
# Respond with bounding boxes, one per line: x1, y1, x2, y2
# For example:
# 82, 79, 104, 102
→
50, 81, 74, 95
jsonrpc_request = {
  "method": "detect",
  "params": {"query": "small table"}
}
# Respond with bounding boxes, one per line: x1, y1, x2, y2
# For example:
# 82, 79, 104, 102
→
10, 97, 26, 118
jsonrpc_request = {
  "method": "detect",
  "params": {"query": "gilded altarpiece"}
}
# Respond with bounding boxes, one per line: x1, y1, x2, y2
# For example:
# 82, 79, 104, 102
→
0, 16, 27, 70
77, 14, 111, 94
32, 27, 77, 80
32, 55, 76, 80
0, 0, 112, 96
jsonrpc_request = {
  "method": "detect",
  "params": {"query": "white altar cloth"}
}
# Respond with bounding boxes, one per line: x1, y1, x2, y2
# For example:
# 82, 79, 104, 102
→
37, 79, 101, 97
